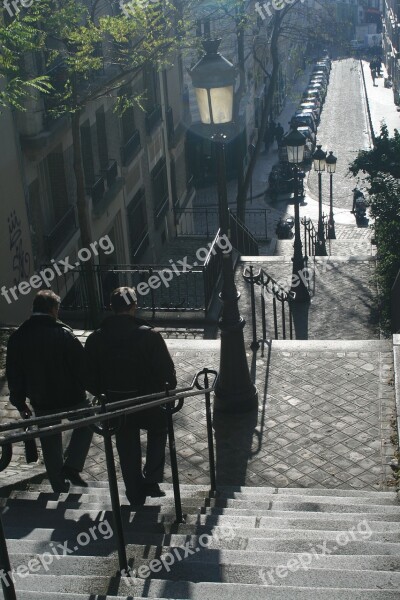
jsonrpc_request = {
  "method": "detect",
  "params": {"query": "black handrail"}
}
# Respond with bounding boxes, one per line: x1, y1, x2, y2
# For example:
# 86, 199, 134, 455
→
229, 210, 259, 256
301, 216, 329, 259
0, 368, 218, 594
243, 266, 295, 345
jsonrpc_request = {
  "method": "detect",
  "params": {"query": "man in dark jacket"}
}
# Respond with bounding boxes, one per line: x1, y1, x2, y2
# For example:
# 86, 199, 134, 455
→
6, 290, 93, 492
84, 286, 177, 505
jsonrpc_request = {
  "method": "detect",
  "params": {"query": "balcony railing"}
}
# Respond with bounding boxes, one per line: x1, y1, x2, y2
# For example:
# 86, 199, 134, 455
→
101, 159, 118, 189
145, 104, 162, 135
121, 130, 141, 167
44, 205, 77, 258
88, 176, 105, 207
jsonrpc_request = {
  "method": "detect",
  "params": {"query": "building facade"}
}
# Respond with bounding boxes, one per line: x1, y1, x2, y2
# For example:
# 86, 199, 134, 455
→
0, 7, 194, 325
382, 0, 400, 103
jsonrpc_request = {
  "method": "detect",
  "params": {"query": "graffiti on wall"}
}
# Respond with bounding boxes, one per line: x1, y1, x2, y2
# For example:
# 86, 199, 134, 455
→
8, 209, 31, 288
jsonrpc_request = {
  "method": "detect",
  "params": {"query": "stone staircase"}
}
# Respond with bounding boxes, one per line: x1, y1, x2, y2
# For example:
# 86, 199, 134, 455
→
1, 481, 400, 599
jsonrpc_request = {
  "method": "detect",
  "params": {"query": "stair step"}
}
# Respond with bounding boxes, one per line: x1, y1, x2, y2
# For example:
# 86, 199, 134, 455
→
12, 588, 400, 600
4, 527, 400, 550
10, 572, 400, 594
8, 550, 400, 576
5, 537, 400, 557
24, 483, 399, 501
6, 490, 399, 507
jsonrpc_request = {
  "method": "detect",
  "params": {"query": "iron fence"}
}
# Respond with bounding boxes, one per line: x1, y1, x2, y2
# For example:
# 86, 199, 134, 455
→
176, 207, 268, 242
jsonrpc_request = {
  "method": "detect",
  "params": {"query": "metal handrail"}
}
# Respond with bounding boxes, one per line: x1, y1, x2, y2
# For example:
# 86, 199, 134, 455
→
229, 210, 259, 256
243, 266, 295, 347
0, 368, 218, 598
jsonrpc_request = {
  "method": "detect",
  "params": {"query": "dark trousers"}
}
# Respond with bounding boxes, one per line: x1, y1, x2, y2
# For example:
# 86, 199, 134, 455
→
115, 407, 167, 503
35, 401, 93, 491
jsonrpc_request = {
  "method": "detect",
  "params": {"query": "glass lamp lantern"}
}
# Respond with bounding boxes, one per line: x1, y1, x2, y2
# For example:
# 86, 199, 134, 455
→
313, 145, 327, 172
326, 151, 337, 174
282, 126, 306, 164
189, 39, 236, 125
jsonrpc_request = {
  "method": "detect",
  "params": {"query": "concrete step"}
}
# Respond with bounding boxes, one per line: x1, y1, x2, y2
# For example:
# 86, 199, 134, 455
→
6, 490, 399, 507
4, 525, 400, 550
8, 550, 400, 576
5, 536, 400, 557
3, 501, 400, 524
23, 483, 399, 501
9, 572, 400, 594
11, 588, 400, 600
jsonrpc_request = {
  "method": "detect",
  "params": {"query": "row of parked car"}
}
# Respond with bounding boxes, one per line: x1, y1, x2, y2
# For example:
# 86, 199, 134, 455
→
269, 54, 331, 197
283, 54, 331, 162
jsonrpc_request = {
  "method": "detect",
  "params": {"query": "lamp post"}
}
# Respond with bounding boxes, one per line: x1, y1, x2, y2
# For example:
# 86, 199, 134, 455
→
312, 145, 328, 256
189, 39, 258, 413
282, 126, 310, 302
326, 151, 337, 239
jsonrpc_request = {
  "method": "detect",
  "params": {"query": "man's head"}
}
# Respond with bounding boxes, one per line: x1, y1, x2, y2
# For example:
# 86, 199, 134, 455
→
110, 287, 137, 315
32, 290, 61, 319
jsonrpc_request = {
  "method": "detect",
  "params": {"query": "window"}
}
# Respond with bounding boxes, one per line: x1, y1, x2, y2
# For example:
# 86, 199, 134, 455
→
96, 107, 109, 170
151, 158, 169, 225
80, 121, 95, 186
120, 86, 136, 143
46, 146, 69, 223
127, 188, 149, 261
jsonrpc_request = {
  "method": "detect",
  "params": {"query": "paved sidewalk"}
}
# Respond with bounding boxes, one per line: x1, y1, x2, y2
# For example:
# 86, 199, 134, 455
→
0, 339, 396, 493
361, 60, 400, 138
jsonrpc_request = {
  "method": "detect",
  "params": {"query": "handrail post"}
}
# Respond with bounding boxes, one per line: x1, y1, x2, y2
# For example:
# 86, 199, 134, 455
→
273, 296, 278, 339
100, 396, 129, 576
203, 370, 217, 494
0, 515, 17, 600
261, 272, 267, 341
249, 266, 259, 350
164, 386, 184, 524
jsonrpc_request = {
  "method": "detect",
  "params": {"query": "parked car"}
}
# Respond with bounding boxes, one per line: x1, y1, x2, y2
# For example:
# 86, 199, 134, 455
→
312, 64, 329, 79
299, 102, 320, 121
291, 112, 317, 133
303, 89, 323, 104
297, 125, 316, 146
306, 83, 326, 100
302, 92, 322, 109
295, 109, 318, 128
315, 60, 330, 72
310, 72, 328, 83
309, 75, 328, 89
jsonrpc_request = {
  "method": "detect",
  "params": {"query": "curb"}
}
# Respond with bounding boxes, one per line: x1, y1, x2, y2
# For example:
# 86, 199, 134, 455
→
359, 59, 376, 146
393, 335, 400, 458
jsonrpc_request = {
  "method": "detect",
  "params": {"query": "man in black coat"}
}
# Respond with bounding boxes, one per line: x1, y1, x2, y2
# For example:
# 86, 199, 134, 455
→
6, 290, 93, 492
84, 286, 177, 505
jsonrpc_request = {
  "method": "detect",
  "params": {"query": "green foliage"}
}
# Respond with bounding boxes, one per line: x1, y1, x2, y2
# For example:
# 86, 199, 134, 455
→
0, 0, 178, 115
350, 125, 400, 331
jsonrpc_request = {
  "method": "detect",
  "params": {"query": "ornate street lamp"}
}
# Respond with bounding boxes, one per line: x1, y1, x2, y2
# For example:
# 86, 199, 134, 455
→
282, 126, 310, 302
326, 151, 337, 239
312, 144, 328, 256
189, 39, 258, 413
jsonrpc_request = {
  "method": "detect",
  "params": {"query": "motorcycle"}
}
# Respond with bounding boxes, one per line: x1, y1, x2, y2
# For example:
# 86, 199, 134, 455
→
352, 188, 367, 225
276, 216, 295, 239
